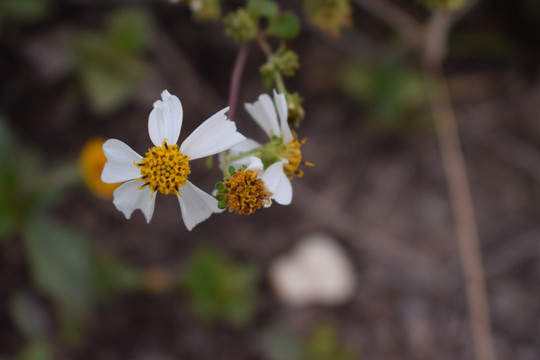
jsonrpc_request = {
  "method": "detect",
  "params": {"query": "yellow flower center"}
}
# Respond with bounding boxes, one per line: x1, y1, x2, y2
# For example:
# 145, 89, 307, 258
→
224, 168, 272, 215
136, 140, 190, 196
279, 131, 313, 180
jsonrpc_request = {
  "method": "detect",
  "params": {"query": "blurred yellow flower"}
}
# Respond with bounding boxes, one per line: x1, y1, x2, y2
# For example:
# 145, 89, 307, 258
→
79, 137, 118, 199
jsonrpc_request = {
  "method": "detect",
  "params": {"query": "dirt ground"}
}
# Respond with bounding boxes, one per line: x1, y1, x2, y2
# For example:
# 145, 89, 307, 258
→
1, 0, 540, 359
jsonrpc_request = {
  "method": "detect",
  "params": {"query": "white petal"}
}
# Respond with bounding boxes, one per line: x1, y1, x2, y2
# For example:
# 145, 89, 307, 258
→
244, 94, 280, 137
148, 90, 183, 147
246, 156, 264, 172
180, 107, 246, 160
101, 139, 142, 183
112, 180, 156, 223
224, 138, 262, 169
262, 161, 292, 205
273, 90, 294, 143
228, 138, 261, 157
177, 181, 222, 230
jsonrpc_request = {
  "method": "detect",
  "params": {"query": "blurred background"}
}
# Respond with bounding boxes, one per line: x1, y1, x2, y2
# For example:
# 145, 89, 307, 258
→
1, 0, 540, 359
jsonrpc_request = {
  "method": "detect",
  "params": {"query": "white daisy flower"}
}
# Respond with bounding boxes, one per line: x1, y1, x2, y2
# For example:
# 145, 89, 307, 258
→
226, 91, 311, 205
101, 90, 246, 230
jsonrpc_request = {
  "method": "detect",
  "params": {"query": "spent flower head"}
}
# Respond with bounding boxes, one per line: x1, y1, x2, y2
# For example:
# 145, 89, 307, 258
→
101, 90, 245, 230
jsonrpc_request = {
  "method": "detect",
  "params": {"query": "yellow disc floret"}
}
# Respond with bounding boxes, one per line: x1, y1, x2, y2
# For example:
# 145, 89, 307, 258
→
136, 140, 190, 196
279, 131, 314, 180
223, 168, 272, 215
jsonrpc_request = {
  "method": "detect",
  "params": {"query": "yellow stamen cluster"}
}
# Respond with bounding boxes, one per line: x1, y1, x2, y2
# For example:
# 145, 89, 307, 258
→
280, 131, 314, 179
224, 169, 272, 215
136, 140, 190, 196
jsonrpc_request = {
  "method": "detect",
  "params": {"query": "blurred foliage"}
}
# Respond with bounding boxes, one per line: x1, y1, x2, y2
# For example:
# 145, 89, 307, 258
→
23, 218, 94, 317
186, 0, 222, 22
303, 0, 352, 37
13, 341, 53, 360
93, 252, 141, 301
9, 293, 50, 342
261, 322, 357, 360
0, 118, 144, 353
338, 58, 430, 131
266, 11, 301, 39
73, 8, 152, 114
260, 46, 300, 88
183, 246, 259, 326
448, 32, 520, 62
224, 8, 258, 43
224, 0, 300, 43
301, 322, 356, 360
0, 118, 79, 237
0, 0, 50, 29
260, 325, 304, 360
417, 0, 464, 12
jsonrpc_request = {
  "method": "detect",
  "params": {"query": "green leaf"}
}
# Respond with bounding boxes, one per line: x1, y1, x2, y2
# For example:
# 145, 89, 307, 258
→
9, 292, 49, 340
107, 8, 152, 55
23, 217, 94, 316
248, 0, 279, 17
260, 325, 304, 360
0, 0, 50, 22
301, 322, 356, 360
267, 12, 300, 39
183, 246, 258, 326
15, 341, 53, 360
93, 252, 141, 301
80, 65, 134, 114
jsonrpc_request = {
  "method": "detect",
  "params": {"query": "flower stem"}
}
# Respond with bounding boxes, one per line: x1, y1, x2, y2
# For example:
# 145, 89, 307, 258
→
227, 147, 264, 163
256, 31, 288, 94
227, 43, 249, 121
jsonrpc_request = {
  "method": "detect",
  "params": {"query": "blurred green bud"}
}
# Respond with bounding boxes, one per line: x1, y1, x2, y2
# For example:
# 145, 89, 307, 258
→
277, 48, 300, 77
224, 8, 257, 43
303, 0, 352, 37
286, 92, 305, 127
260, 47, 300, 87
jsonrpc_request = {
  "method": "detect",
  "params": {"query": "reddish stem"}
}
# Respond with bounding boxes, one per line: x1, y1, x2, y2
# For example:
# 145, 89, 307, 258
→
227, 43, 249, 121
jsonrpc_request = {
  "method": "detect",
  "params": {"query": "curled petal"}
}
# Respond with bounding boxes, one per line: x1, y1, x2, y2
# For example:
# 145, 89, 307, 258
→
177, 181, 222, 231
112, 180, 156, 223
273, 90, 294, 143
246, 156, 264, 172
180, 107, 246, 160
148, 90, 183, 147
101, 139, 142, 183
262, 161, 292, 205
245, 94, 280, 137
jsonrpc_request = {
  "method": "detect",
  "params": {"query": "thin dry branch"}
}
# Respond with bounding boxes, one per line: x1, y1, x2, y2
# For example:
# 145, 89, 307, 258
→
353, 0, 495, 359
422, 7, 495, 360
